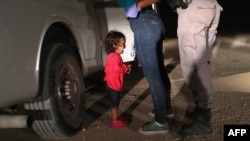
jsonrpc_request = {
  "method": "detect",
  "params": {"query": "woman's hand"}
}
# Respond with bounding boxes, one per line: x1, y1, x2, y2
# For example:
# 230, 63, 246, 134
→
126, 3, 139, 18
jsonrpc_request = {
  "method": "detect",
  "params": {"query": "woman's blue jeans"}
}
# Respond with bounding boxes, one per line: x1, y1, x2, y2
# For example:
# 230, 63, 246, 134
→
128, 10, 171, 123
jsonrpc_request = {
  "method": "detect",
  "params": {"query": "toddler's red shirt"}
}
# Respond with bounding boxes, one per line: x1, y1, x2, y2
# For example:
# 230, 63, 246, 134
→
104, 53, 129, 91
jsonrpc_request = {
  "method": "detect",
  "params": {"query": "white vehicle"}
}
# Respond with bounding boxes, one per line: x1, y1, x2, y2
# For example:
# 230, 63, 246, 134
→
0, 0, 136, 140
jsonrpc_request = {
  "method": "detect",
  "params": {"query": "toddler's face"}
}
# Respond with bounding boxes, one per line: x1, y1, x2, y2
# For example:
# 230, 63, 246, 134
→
115, 37, 126, 54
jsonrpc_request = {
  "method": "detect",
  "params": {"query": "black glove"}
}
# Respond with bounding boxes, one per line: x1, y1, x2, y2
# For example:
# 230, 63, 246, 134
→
168, 0, 188, 10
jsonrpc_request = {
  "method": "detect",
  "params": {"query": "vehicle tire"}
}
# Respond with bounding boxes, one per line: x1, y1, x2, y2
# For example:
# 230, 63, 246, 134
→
24, 43, 85, 140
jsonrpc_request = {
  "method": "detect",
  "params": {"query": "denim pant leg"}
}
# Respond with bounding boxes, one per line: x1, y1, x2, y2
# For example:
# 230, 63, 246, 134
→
128, 10, 170, 123
157, 40, 172, 110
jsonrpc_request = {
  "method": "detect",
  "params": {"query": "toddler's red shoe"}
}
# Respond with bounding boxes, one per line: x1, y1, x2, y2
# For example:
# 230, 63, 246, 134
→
117, 116, 126, 122
109, 116, 126, 122
111, 119, 128, 128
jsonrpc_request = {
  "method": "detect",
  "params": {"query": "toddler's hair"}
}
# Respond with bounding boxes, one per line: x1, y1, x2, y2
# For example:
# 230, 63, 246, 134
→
105, 30, 125, 54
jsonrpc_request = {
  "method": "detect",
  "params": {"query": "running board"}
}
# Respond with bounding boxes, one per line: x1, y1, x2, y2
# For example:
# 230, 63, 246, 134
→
0, 115, 32, 128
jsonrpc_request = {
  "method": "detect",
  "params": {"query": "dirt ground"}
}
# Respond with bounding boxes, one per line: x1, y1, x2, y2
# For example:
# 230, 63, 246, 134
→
1, 35, 250, 141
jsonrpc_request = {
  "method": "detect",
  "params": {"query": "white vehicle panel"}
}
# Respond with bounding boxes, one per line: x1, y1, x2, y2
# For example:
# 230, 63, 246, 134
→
105, 8, 136, 62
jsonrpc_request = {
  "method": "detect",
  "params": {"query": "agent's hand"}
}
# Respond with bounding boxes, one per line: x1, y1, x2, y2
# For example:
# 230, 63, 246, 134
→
169, 0, 188, 10
125, 3, 139, 18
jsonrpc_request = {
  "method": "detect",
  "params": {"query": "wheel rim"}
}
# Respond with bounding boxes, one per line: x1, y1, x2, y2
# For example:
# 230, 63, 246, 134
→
56, 60, 81, 121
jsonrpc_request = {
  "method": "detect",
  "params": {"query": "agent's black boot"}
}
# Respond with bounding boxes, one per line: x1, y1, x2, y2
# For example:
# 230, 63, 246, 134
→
179, 108, 213, 138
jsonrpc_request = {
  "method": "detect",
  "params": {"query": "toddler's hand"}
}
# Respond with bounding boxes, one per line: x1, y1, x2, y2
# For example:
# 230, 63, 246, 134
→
127, 64, 132, 74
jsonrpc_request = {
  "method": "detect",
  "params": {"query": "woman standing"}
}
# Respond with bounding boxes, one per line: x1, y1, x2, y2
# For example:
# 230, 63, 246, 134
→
116, 0, 172, 135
